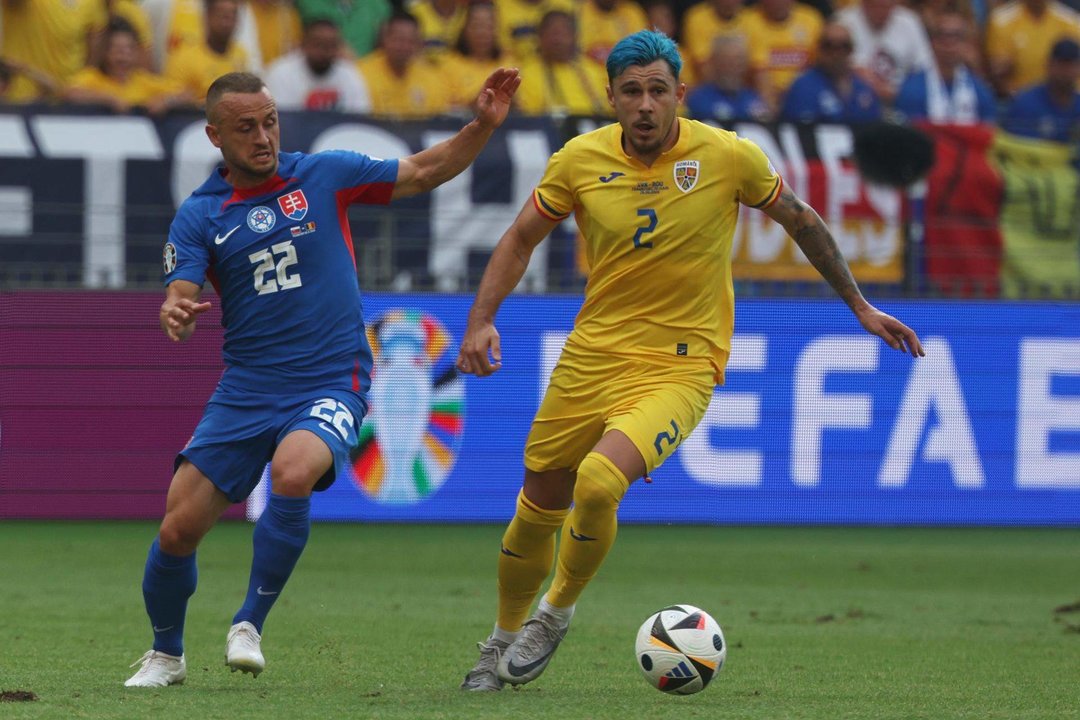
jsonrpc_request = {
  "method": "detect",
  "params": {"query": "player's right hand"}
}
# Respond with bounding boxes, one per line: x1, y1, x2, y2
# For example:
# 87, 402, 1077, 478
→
456, 321, 502, 377
161, 298, 212, 342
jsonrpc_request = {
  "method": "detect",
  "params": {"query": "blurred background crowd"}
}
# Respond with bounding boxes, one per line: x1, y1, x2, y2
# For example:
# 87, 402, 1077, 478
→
0, 0, 1078, 140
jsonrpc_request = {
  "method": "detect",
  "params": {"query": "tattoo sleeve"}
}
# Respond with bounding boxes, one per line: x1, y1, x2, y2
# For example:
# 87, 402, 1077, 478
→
775, 189, 867, 311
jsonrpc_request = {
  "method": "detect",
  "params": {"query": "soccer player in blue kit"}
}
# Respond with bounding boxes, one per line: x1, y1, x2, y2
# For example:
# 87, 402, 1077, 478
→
125, 69, 521, 688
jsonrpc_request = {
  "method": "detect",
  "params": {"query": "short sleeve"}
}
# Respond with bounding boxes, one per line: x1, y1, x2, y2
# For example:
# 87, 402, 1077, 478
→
532, 146, 573, 221
733, 135, 783, 209
163, 202, 210, 287
311, 150, 399, 205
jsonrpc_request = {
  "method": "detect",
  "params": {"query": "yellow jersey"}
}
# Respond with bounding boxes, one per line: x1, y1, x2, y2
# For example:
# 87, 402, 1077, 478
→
681, 1, 749, 69
408, 0, 468, 59
516, 56, 611, 116
249, 0, 302, 66
0, 0, 107, 101
356, 51, 452, 118
743, 4, 823, 98
165, 42, 250, 101
579, 0, 649, 65
67, 67, 183, 106
440, 53, 503, 110
532, 118, 782, 381
498, 0, 579, 62
986, 1, 1080, 93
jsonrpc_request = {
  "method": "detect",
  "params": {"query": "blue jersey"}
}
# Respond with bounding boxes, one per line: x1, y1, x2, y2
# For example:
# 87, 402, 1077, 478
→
893, 68, 997, 124
1001, 84, 1080, 143
780, 68, 881, 123
164, 150, 399, 394
686, 85, 770, 123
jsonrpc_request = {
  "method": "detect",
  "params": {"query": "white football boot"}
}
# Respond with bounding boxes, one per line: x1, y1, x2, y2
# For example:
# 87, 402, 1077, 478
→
496, 608, 570, 685
125, 650, 186, 687
460, 636, 510, 691
225, 621, 265, 677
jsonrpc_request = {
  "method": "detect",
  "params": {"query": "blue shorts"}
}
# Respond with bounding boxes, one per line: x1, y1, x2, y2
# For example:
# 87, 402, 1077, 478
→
176, 386, 367, 503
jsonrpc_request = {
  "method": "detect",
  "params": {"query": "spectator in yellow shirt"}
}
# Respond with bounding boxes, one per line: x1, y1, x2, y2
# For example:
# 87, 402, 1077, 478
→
579, 0, 649, 66
681, 0, 748, 80
249, 0, 302, 66
0, 57, 62, 102
408, 0, 467, 60
744, 0, 824, 109
165, 0, 252, 102
65, 20, 194, 113
986, 0, 1080, 96
498, 0, 578, 62
442, 2, 506, 112
516, 10, 611, 116
0, 0, 108, 101
357, 11, 451, 118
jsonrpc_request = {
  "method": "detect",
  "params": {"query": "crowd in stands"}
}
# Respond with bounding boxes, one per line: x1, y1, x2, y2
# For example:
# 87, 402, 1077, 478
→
0, 0, 1077, 141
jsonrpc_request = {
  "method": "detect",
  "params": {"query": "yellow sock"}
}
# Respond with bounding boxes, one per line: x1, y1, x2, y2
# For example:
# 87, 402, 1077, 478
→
497, 490, 570, 632
547, 452, 629, 609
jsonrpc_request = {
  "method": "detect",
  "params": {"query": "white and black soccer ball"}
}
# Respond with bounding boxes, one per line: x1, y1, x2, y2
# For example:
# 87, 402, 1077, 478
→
634, 604, 726, 695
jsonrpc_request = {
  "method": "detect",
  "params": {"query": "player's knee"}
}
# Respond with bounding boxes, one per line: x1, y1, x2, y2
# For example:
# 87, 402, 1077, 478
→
158, 518, 203, 556
270, 458, 318, 498
573, 453, 628, 514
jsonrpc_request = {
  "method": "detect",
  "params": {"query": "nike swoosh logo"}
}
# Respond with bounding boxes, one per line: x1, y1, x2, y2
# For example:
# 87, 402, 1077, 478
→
153, 625, 174, 632
256, 587, 278, 596
214, 225, 241, 245
599, 172, 625, 183
569, 527, 596, 542
500, 545, 523, 558
504, 651, 556, 678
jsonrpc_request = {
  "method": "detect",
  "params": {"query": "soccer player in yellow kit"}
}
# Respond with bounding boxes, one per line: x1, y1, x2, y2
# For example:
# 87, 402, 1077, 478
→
457, 29, 925, 691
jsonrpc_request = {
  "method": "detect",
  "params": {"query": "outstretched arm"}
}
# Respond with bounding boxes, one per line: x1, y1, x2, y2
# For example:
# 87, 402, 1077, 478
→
456, 200, 559, 376
763, 186, 924, 357
160, 279, 211, 342
391, 67, 521, 200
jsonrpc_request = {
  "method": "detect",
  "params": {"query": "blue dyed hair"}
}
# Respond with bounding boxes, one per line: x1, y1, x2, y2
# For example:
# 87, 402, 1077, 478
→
605, 30, 682, 83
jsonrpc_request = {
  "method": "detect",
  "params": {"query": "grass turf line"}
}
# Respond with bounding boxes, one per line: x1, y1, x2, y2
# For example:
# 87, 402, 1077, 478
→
0, 522, 1077, 720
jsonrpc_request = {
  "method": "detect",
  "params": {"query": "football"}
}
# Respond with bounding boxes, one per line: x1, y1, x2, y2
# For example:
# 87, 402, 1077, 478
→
634, 604, 726, 695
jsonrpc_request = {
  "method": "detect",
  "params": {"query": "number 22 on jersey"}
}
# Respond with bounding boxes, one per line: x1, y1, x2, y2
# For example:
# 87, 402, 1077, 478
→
249, 240, 303, 295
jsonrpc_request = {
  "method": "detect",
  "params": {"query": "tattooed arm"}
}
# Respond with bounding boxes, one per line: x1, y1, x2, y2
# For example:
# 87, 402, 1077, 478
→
763, 186, 925, 357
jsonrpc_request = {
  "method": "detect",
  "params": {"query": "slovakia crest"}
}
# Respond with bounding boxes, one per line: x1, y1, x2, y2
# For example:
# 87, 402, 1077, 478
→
674, 160, 700, 193
277, 189, 309, 221
247, 206, 276, 233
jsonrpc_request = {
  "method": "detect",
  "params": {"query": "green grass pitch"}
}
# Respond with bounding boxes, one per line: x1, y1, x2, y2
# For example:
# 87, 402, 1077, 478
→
0, 522, 1077, 719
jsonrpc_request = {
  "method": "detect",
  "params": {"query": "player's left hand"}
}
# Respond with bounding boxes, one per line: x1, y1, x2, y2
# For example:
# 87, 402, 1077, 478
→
474, 67, 521, 130
856, 305, 925, 357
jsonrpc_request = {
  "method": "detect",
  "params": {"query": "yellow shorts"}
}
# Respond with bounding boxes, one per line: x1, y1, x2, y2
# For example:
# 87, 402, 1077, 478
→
524, 343, 720, 476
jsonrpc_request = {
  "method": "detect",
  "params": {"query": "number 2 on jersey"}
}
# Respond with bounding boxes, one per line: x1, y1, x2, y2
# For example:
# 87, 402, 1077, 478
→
310, 399, 354, 442
633, 208, 657, 249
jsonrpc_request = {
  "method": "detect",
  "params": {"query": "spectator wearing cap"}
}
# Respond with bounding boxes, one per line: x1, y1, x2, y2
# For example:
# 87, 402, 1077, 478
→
686, 35, 770, 122
894, 11, 996, 124
780, 21, 882, 122
265, 19, 371, 112
986, 0, 1080, 97
1002, 38, 1080, 142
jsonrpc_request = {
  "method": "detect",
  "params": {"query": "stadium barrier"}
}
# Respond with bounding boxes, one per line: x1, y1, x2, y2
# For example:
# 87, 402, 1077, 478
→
3, 108, 1076, 296
1, 291, 1077, 525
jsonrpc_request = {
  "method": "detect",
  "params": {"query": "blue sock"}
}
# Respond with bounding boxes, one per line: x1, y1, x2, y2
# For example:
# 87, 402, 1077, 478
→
233, 493, 311, 633
142, 538, 197, 657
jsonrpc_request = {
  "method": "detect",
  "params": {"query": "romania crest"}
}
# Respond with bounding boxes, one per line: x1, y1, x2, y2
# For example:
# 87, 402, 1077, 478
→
674, 160, 700, 193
